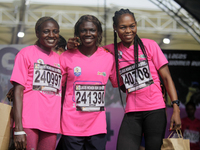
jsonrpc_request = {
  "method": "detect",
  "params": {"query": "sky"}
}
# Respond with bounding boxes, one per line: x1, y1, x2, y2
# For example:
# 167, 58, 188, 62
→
0, 0, 160, 10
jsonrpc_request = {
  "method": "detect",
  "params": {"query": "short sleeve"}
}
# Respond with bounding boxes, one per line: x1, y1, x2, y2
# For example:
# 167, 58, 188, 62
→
148, 40, 168, 70
60, 53, 68, 87
103, 44, 115, 55
10, 52, 29, 87
109, 56, 123, 88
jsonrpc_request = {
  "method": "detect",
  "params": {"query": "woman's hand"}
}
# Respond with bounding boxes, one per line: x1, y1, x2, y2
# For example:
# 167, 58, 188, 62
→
170, 105, 182, 130
67, 37, 80, 50
14, 134, 27, 150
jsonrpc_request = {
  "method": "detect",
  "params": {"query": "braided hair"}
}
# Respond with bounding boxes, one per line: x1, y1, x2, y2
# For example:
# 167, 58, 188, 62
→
112, 9, 148, 107
113, 9, 148, 72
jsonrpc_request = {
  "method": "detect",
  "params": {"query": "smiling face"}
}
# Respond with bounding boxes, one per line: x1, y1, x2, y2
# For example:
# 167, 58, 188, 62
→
78, 21, 98, 48
114, 13, 137, 48
36, 20, 59, 52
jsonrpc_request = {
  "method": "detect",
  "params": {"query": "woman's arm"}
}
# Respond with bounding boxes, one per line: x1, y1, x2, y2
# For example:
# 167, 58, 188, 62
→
120, 84, 126, 93
13, 82, 26, 150
158, 64, 181, 130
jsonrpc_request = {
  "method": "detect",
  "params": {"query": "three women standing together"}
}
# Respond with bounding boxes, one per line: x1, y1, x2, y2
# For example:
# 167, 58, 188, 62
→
11, 8, 181, 150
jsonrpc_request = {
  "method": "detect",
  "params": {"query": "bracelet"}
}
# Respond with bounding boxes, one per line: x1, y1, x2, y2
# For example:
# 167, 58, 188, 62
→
14, 131, 27, 136
171, 100, 180, 107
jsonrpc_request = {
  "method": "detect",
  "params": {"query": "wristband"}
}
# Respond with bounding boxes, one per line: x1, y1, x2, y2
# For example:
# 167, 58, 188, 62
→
171, 100, 180, 107
14, 131, 27, 136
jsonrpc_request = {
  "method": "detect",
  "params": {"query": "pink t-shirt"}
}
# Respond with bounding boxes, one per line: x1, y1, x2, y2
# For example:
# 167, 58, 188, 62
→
181, 117, 200, 150
104, 38, 168, 113
60, 47, 119, 136
10, 45, 61, 133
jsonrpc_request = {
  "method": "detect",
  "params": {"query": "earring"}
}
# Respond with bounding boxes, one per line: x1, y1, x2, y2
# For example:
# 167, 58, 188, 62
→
114, 30, 117, 33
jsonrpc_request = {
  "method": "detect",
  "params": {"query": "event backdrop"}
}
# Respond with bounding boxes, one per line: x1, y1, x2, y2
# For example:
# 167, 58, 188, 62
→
0, 45, 200, 150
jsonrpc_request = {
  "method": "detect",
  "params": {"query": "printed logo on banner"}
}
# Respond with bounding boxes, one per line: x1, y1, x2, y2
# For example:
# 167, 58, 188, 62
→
74, 66, 81, 77
37, 59, 44, 64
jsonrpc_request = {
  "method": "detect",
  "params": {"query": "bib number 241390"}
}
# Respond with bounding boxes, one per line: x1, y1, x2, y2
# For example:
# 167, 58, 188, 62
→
75, 84, 105, 112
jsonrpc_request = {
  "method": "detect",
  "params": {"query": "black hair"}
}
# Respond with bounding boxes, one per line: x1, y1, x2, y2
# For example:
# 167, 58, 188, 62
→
112, 9, 148, 108
189, 92, 200, 106
113, 8, 148, 72
35, 16, 59, 34
74, 15, 102, 46
55, 35, 67, 50
35, 16, 59, 45
186, 101, 196, 110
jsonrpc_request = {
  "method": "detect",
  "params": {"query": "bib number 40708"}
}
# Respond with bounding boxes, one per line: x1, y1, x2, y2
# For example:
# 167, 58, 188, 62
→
120, 60, 153, 92
124, 67, 150, 86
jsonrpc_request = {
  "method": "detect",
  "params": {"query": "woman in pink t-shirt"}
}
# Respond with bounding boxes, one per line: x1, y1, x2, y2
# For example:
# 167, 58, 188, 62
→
10, 17, 62, 150
110, 9, 181, 150
60, 15, 121, 150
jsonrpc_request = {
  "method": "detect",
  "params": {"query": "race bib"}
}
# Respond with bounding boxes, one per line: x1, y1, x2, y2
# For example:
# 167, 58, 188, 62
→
33, 63, 62, 92
75, 84, 105, 112
120, 60, 154, 93
183, 129, 200, 143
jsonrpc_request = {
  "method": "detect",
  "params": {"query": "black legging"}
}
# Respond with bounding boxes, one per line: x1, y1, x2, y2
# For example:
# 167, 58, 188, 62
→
117, 108, 167, 150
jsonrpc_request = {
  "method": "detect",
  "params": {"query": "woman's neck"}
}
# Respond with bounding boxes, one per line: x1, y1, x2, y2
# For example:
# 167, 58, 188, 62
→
79, 45, 98, 57
36, 41, 51, 54
35, 44, 51, 55
121, 41, 134, 48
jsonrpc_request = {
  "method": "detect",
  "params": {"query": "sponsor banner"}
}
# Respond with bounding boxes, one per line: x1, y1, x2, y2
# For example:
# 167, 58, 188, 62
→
162, 50, 200, 139
0, 45, 27, 103
162, 50, 200, 107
